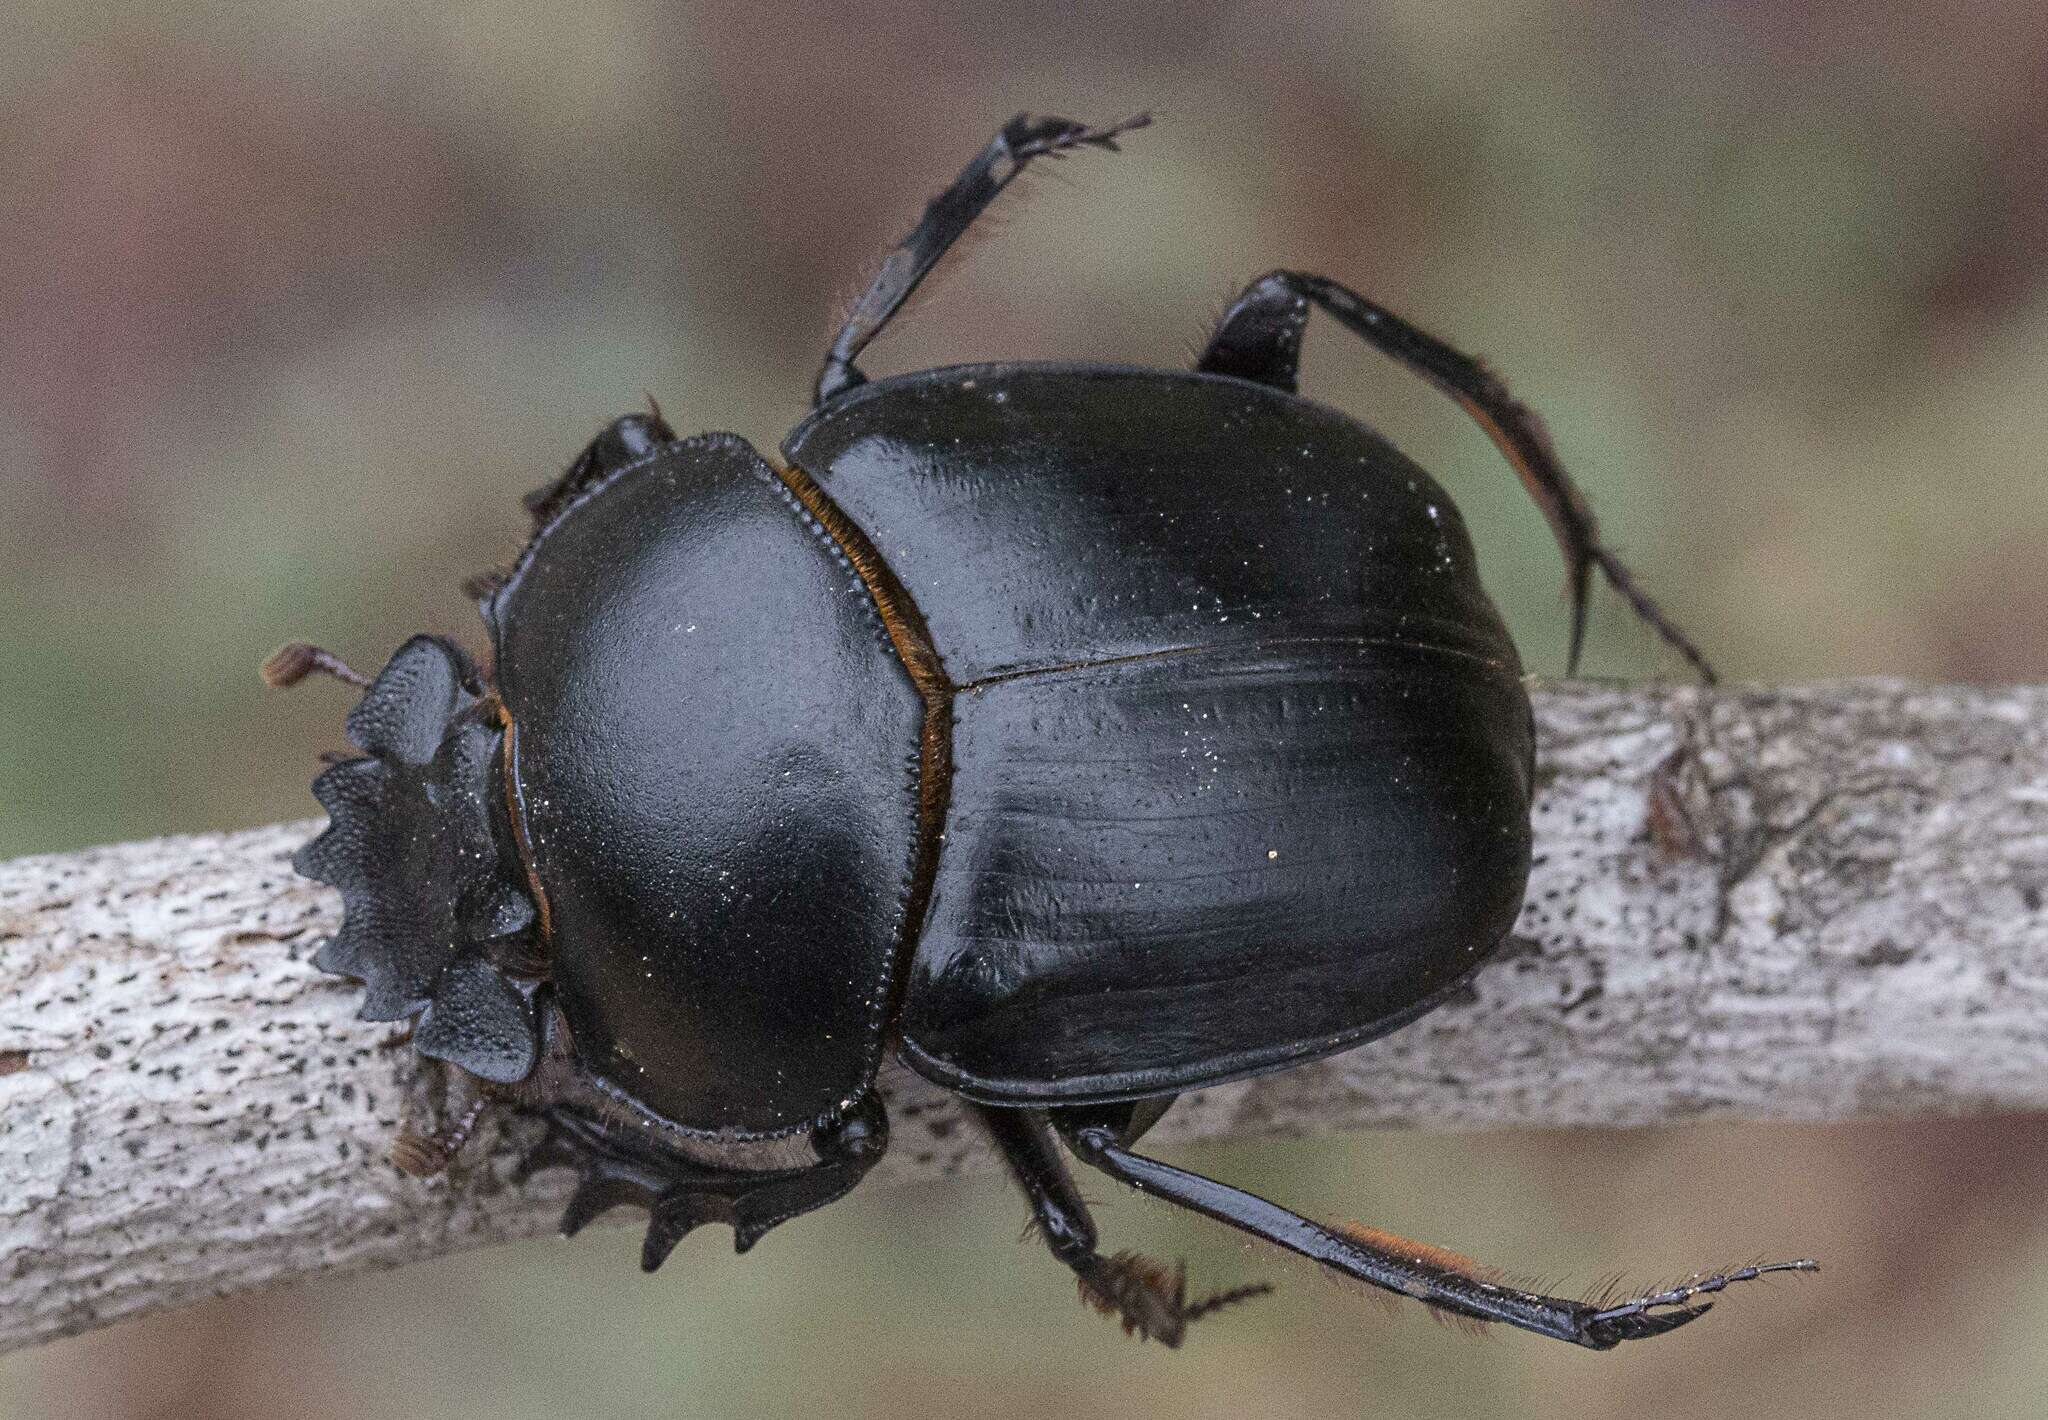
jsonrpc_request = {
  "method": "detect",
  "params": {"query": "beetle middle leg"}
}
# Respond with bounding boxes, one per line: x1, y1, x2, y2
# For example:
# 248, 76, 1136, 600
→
1196, 269, 1715, 682
814, 111, 1150, 405
976, 1105, 1270, 1347
1053, 1108, 1814, 1350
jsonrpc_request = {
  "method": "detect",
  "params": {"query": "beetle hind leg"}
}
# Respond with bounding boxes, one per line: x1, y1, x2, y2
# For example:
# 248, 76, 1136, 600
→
1054, 1110, 1814, 1350
978, 1105, 1271, 1347
1196, 269, 1714, 682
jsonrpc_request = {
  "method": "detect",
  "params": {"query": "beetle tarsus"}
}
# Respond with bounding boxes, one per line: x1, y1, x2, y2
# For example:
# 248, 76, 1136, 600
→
1581, 1259, 1818, 1345
1075, 1250, 1184, 1345
1074, 1250, 1271, 1347
1583, 543, 1714, 683
1005, 110, 1152, 160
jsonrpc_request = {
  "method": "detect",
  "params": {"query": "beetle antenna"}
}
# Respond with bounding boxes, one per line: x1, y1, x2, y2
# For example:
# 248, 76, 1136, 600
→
261, 641, 370, 689
390, 1094, 491, 1178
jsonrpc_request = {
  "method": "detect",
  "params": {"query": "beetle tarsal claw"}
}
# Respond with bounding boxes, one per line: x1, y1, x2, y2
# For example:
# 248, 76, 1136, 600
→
1578, 1258, 1819, 1347
1074, 1251, 1273, 1348
1582, 1302, 1712, 1346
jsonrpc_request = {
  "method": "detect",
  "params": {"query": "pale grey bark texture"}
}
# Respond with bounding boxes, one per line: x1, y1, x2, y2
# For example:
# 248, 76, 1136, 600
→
2, 678, 2044, 1355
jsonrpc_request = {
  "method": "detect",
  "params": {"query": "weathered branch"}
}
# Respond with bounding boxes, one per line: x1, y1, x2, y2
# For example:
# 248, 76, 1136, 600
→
3, 679, 2044, 1354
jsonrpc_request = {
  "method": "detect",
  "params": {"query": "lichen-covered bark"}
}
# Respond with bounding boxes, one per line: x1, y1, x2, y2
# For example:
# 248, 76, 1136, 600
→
2, 679, 2044, 1355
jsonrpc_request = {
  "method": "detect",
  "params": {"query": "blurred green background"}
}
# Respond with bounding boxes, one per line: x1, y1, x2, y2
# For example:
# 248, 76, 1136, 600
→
5, 2, 2046, 1416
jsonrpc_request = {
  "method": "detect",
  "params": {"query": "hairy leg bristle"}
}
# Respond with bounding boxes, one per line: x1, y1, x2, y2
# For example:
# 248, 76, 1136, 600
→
1332, 1221, 1503, 1284
1422, 1299, 1496, 1338
1074, 1250, 1271, 1347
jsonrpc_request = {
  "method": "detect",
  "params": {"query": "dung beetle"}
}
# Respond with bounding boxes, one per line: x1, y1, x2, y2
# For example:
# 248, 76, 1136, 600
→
271, 112, 1813, 1350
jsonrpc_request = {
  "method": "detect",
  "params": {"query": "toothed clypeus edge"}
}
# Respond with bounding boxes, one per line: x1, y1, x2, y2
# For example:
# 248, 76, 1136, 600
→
295, 635, 541, 1085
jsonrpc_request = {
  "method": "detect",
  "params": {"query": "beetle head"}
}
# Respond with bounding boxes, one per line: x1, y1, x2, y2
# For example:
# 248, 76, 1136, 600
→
293, 634, 542, 1083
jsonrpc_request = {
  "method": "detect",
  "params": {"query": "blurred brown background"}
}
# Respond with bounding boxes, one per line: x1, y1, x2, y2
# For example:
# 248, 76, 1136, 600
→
4, 2, 2046, 1417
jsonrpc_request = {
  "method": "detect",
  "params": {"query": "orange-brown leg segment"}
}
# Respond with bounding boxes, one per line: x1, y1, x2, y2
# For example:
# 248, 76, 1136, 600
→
1056, 1113, 1813, 1350
1198, 270, 1716, 683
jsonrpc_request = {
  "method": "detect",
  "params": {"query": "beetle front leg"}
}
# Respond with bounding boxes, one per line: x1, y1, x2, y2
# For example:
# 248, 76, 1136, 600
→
1196, 269, 1714, 682
1055, 1113, 1814, 1350
524, 1092, 888, 1269
976, 1106, 1269, 1347
464, 404, 678, 602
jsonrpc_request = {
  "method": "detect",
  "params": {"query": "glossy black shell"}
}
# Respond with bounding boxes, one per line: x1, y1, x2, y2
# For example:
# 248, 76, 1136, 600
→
485, 434, 925, 1135
782, 364, 1535, 1104
443, 361, 1533, 1136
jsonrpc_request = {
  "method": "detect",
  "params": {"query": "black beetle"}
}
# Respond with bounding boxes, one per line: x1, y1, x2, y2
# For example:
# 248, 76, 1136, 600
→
272, 113, 1812, 1350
